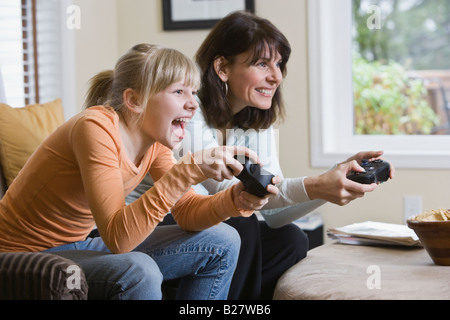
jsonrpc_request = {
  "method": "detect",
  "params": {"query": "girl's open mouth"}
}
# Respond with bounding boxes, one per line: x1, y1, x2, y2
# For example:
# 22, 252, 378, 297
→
171, 118, 190, 140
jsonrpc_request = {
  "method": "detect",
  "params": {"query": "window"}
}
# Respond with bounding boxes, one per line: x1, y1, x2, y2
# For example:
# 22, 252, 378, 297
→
0, 0, 71, 109
308, 0, 450, 169
353, 0, 450, 136
0, 0, 33, 106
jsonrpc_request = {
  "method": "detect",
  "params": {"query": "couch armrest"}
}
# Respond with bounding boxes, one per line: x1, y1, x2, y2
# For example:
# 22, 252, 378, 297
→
0, 252, 88, 300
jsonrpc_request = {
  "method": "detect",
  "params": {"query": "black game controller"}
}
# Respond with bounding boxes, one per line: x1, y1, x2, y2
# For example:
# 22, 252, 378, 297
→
234, 157, 274, 198
347, 159, 391, 184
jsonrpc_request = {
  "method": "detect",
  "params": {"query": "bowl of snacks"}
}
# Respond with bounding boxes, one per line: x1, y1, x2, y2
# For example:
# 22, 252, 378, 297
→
407, 209, 450, 266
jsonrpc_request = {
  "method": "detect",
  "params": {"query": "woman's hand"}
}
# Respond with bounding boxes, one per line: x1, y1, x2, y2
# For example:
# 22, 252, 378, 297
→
304, 151, 394, 206
344, 150, 395, 179
232, 176, 281, 216
193, 146, 260, 182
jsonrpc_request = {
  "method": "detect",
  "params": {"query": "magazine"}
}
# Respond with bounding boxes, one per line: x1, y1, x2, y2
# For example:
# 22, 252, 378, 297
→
327, 221, 421, 246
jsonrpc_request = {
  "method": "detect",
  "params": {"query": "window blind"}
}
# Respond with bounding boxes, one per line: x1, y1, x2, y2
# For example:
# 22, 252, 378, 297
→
23, 0, 39, 105
0, 0, 30, 107
35, 0, 62, 105
0, 0, 62, 107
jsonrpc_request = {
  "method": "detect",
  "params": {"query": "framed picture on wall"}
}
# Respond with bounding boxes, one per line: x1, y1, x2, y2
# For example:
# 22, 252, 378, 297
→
162, 0, 255, 30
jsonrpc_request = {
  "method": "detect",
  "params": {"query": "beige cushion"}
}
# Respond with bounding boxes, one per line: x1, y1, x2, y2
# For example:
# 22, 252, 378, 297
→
274, 241, 450, 300
0, 99, 64, 187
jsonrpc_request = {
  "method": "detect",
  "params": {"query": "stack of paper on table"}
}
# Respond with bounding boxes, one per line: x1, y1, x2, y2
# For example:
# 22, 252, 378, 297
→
327, 221, 420, 246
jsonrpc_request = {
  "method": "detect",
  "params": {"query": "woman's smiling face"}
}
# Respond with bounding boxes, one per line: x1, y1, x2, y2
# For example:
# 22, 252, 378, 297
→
222, 45, 283, 115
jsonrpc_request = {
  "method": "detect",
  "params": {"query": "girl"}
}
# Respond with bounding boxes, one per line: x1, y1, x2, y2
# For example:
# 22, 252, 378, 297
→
0, 44, 276, 299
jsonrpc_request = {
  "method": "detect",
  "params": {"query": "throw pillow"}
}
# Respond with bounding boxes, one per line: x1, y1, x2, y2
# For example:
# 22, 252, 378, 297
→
0, 99, 64, 187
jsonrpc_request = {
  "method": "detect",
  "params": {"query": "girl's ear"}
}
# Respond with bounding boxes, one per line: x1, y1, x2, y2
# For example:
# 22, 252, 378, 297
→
213, 56, 229, 82
123, 88, 144, 114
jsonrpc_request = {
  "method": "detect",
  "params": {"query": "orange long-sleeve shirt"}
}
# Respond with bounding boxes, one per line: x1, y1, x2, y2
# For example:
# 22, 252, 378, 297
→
0, 106, 251, 253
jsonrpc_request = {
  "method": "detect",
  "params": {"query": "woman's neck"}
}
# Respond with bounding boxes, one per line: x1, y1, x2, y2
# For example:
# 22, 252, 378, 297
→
229, 99, 246, 116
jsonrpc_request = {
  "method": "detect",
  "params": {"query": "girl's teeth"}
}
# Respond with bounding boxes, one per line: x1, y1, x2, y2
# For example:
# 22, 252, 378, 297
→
257, 89, 272, 94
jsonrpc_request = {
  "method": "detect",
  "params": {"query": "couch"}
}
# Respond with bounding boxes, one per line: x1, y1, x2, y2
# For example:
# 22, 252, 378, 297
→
0, 99, 88, 300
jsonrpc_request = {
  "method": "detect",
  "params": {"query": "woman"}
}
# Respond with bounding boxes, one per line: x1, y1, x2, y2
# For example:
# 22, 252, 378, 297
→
187, 11, 394, 299
0, 44, 276, 299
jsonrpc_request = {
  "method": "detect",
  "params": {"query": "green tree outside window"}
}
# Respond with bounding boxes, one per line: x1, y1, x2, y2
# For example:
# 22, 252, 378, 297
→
352, 0, 450, 135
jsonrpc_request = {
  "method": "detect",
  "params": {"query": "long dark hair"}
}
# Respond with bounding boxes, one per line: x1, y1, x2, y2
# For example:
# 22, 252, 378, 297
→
195, 11, 291, 130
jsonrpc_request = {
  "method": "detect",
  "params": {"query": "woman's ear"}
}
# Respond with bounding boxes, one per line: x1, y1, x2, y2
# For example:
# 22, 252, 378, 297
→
123, 88, 144, 114
213, 56, 229, 82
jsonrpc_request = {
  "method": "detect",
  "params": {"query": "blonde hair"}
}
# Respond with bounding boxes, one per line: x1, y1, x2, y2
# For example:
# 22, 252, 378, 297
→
84, 44, 201, 121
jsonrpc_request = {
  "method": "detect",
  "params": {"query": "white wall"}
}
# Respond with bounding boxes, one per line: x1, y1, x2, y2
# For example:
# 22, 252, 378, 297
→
69, 0, 119, 118
117, 0, 208, 59
72, 0, 450, 238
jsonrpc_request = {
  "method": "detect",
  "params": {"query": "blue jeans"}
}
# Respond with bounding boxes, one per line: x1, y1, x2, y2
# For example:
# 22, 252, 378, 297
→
44, 223, 240, 300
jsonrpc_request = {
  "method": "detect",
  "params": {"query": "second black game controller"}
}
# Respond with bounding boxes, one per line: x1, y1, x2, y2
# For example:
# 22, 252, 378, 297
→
347, 159, 391, 184
234, 157, 274, 198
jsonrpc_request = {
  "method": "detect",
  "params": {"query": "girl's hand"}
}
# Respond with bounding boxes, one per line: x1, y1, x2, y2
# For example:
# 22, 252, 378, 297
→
231, 176, 280, 216
194, 146, 260, 182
